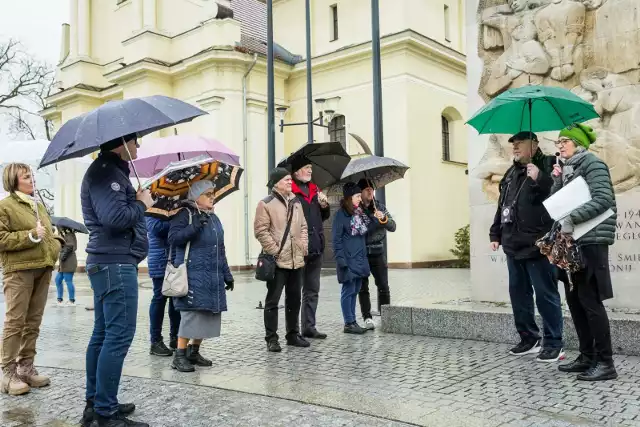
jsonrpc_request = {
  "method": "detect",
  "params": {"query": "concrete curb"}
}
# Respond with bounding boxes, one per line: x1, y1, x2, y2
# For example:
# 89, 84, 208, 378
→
381, 305, 640, 356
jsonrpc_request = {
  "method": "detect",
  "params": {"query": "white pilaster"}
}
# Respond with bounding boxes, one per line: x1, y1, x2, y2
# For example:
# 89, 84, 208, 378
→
196, 95, 225, 140
132, 0, 143, 32
69, 0, 78, 58
142, 0, 157, 29
247, 101, 268, 263
77, 0, 91, 57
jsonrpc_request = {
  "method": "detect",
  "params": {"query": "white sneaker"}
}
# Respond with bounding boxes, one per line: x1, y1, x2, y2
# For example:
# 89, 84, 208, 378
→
56, 301, 64, 307
363, 318, 376, 330
66, 301, 76, 307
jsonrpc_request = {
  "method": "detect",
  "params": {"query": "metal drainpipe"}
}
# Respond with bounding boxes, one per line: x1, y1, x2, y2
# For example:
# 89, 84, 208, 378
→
242, 53, 258, 266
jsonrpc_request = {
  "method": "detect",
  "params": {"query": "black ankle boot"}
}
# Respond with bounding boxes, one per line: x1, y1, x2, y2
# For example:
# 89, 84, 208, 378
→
171, 349, 195, 372
559, 354, 594, 373
186, 344, 212, 367
577, 360, 618, 381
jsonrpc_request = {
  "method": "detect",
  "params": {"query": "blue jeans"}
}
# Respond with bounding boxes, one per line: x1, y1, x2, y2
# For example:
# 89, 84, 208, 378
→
149, 277, 180, 344
85, 264, 138, 417
506, 255, 563, 349
55, 272, 76, 301
340, 279, 362, 325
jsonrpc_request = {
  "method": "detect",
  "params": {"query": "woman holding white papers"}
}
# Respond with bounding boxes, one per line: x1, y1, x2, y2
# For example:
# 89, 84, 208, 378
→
551, 123, 617, 382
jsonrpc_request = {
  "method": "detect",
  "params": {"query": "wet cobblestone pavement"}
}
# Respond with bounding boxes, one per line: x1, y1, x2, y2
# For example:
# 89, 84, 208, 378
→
1, 269, 640, 426
0, 368, 411, 426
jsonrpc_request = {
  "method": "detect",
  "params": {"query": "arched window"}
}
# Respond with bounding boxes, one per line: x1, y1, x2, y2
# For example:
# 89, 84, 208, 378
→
441, 115, 451, 161
328, 115, 346, 147
441, 107, 465, 163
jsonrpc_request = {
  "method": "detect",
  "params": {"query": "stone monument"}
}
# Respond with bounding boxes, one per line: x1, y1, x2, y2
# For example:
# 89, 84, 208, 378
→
381, 0, 640, 354
469, 0, 640, 310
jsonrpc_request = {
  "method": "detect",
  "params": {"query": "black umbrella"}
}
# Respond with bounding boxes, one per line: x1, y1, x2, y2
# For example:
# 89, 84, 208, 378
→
325, 155, 410, 196
277, 142, 351, 189
39, 95, 208, 169
51, 216, 89, 234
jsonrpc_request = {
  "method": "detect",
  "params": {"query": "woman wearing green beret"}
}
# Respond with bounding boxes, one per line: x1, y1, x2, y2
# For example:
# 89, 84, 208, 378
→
551, 123, 617, 382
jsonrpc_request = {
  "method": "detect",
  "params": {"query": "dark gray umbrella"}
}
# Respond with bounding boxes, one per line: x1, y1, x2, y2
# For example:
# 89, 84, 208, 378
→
326, 155, 409, 195
39, 95, 208, 168
277, 142, 351, 189
51, 216, 89, 234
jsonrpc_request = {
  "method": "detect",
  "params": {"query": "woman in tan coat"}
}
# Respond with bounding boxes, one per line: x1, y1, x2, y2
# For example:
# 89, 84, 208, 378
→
0, 163, 63, 396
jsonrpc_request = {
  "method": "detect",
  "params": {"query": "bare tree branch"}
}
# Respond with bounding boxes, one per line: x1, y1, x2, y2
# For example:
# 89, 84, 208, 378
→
0, 38, 55, 140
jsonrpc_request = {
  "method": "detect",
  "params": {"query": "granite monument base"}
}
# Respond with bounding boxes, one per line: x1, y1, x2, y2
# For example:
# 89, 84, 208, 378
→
381, 303, 640, 356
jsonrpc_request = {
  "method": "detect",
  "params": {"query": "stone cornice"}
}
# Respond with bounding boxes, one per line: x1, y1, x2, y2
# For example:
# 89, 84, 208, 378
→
40, 106, 61, 122
104, 60, 172, 86
196, 95, 226, 110
290, 29, 466, 78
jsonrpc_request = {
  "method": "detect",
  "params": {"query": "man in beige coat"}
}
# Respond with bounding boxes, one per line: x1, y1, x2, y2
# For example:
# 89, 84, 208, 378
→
254, 168, 309, 352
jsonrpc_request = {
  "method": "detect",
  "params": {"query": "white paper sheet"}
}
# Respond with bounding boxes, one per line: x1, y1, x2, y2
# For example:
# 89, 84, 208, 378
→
573, 209, 615, 240
543, 176, 591, 220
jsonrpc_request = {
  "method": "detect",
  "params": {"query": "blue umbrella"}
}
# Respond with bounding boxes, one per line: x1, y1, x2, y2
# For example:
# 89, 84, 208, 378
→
39, 95, 208, 168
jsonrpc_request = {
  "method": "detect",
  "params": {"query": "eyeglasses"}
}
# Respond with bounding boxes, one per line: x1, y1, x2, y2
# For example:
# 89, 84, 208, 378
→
202, 192, 215, 199
555, 138, 572, 147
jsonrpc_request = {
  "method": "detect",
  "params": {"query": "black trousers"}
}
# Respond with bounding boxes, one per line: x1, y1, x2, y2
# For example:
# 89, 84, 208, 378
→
264, 267, 303, 342
301, 254, 323, 334
564, 250, 613, 362
358, 253, 390, 319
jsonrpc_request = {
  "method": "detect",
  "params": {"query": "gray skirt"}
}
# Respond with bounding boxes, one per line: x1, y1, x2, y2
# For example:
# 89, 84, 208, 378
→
178, 311, 221, 340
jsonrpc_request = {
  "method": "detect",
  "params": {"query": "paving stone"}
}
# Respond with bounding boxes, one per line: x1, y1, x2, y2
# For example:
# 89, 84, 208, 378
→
0, 270, 634, 426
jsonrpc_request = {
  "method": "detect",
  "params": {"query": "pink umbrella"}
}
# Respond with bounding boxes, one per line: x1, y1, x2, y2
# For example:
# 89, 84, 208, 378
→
131, 135, 240, 178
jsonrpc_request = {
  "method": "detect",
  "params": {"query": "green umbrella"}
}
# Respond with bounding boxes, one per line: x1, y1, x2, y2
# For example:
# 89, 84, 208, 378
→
467, 85, 599, 135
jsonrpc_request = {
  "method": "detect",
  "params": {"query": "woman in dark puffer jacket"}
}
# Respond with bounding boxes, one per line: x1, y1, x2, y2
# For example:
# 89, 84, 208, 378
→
332, 182, 376, 335
168, 180, 234, 372
551, 123, 617, 382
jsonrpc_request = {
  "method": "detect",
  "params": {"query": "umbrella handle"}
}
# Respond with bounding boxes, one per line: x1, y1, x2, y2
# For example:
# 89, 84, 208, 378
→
29, 220, 43, 243
366, 174, 388, 225
123, 140, 142, 188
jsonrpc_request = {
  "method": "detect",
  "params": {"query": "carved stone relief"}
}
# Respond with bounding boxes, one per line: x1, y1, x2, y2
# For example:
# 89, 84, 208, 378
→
475, 0, 640, 201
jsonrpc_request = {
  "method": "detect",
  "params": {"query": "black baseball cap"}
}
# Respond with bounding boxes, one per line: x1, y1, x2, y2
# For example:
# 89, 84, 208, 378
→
508, 131, 538, 143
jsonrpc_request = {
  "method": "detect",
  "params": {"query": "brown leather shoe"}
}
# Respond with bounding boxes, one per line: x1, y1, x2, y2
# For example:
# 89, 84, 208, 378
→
17, 359, 50, 388
1, 363, 30, 396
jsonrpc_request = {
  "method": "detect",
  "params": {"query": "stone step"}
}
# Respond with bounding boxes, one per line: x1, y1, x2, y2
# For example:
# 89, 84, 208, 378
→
381, 303, 640, 356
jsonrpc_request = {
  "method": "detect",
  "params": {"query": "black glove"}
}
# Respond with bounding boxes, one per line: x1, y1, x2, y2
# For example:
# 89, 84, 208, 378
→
225, 281, 234, 291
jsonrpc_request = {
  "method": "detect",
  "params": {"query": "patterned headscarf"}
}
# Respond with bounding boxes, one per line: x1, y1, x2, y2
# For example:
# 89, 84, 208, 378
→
350, 206, 370, 236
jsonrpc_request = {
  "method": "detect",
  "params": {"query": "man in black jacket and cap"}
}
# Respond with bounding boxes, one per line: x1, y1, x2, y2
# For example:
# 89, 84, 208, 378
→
291, 160, 330, 339
357, 178, 396, 330
489, 131, 565, 363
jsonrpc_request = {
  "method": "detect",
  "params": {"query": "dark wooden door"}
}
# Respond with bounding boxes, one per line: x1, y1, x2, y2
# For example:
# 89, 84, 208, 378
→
322, 196, 341, 268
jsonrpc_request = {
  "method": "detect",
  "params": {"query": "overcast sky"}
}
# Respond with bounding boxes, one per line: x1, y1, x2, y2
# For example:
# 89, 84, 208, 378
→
0, 0, 68, 140
0, 0, 69, 64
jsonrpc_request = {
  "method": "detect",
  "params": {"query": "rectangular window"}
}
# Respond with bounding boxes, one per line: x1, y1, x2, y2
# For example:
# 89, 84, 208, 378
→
444, 5, 451, 42
329, 115, 346, 148
442, 116, 451, 161
330, 5, 339, 41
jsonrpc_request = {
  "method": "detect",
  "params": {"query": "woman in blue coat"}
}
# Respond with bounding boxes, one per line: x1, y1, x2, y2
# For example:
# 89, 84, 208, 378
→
146, 216, 181, 356
168, 180, 234, 372
332, 182, 376, 334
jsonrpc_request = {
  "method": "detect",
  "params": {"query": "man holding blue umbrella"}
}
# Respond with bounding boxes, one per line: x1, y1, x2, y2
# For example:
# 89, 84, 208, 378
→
81, 134, 154, 427
38, 95, 207, 427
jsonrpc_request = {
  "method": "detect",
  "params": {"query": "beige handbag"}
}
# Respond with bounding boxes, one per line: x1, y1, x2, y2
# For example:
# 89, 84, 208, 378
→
162, 212, 192, 297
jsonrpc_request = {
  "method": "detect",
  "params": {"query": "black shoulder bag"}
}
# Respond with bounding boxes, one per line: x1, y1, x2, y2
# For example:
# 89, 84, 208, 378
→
255, 204, 295, 282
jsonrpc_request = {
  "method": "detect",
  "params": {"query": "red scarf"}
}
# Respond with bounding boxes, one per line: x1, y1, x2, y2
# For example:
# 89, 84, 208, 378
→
291, 180, 318, 204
